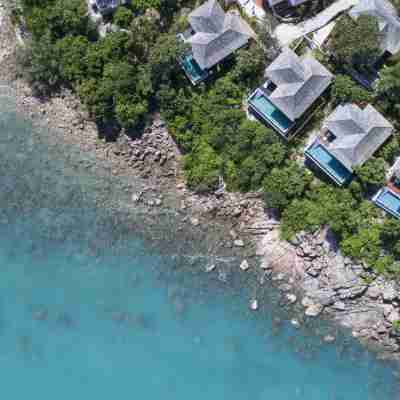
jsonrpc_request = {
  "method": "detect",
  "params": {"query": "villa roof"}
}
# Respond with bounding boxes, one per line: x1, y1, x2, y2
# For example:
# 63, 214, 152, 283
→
264, 47, 333, 121
322, 104, 393, 172
187, 0, 255, 70
349, 0, 400, 55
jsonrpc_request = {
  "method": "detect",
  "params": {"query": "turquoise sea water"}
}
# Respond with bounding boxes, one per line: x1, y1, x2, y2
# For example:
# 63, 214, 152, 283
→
0, 91, 399, 399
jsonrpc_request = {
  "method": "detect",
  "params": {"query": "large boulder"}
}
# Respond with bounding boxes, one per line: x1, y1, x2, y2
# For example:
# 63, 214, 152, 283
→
305, 303, 324, 317
382, 284, 398, 302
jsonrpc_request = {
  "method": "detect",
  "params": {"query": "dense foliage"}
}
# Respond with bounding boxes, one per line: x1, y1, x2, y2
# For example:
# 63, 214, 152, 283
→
330, 15, 380, 73
331, 74, 373, 105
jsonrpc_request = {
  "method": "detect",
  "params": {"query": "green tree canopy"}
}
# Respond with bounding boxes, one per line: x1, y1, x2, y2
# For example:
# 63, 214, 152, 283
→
354, 157, 386, 192
331, 74, 373, 105
184, 139, 222, 193
377, 61, 400, 118
113, 6, 134, 29
330, 15, 380, 72
263, 162, 312, 212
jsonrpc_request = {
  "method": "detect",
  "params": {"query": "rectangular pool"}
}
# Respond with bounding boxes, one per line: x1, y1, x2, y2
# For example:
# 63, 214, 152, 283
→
373, 188, 400, 219
248, 90, 293, 136
305, 143, 353, 185
179, 54, 209, 85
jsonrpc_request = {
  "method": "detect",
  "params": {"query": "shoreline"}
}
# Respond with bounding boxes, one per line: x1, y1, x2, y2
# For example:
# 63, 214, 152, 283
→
1, 4, 400, 360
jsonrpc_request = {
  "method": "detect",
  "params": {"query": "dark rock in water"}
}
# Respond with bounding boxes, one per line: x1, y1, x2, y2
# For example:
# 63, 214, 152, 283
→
111, 311, 130, 324
32, 309, 48, 321
135, 313, 155, 330
56, 312, 75, 328
173, 297, 186, 315
18, 335, 33, 356
193, 336, 202, 345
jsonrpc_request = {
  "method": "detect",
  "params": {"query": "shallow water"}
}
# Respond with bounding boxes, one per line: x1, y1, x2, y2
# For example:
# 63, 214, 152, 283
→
0, 92, 399, 399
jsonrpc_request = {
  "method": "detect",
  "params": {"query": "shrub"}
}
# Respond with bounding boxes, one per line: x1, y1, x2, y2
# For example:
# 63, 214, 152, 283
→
18, 32, 62, 95
263, 162, 312, 212
376, 135, 400, 165
184, 139, 222, 193
331, 75, 373, 105
56, 35, 90, 83
341, 224, 382, 266
330, 15, 380, 71
354, 157, 386, 192
381, 218, 400, 259
113, 7, 134, 29
393, 320, 400, 333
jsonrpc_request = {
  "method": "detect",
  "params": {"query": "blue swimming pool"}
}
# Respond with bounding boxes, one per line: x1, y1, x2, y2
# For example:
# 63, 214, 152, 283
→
373, 188, 400, 219
306, 143, 353, 185
180, 54, 209, 85
248, 90, 293, 136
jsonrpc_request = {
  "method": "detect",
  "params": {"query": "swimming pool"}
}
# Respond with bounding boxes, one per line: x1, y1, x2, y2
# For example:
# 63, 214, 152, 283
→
373, 188, 400, 219
248, 90, 293, 136
179, 54, 209, 85
305, 143, 353, 185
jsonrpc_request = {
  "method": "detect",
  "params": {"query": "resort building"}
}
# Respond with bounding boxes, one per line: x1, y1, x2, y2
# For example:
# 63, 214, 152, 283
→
349, 0, 400, 57
248, 47, 333, 139
178, 0, 255, 85
373, 158, 400, 219
305, 104, 394, 186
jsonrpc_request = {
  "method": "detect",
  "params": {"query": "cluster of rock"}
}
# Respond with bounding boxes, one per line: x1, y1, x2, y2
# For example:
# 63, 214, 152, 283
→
114, 116, 178, 180
285, 230, 400, 354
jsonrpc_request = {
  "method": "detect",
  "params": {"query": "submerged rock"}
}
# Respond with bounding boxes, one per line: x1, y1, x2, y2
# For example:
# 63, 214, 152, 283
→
135, 313, 155, 330
173, 297, 186, 315
56, 312, 75, 328
112, 312, 129, 323
32, 309, 48, 321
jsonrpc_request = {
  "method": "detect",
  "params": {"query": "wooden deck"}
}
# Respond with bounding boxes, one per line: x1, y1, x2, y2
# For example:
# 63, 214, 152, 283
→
387, 182, 400, 194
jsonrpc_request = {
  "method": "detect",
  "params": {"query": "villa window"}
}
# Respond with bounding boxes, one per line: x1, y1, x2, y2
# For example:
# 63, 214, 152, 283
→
266, 81, 277, 92
325, 130, 336, 143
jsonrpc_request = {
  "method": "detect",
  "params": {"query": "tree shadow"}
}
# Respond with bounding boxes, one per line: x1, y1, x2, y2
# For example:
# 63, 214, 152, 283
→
323, 227, 340, 253
96, 120, 121, 142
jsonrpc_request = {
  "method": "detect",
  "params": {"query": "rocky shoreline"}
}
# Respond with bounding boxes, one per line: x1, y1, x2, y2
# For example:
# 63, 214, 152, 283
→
1, 2, 399, 359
